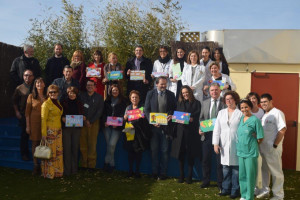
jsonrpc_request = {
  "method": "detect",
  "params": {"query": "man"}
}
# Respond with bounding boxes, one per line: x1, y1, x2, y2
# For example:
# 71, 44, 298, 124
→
144, 76, 176, 180
12, 69, 35, 161
125, 45, 153, 103
52, 65, 80, 101
257, 93, 286, 200
200, 46, 213, 80
80, 79, 104, 169
45, 43, 70, 86
10, 44, 41, 86
199, 83, 226, 189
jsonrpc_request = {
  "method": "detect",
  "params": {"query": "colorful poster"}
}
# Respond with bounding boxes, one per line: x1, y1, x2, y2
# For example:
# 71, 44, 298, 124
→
199, 118, 217, 132
149, 113, 168, 125
106, 116, 123, 126
66, 115, 83, 127
107, 71, 123, 80
127, 107, 144, 121
86, 67, 101, 77
152, 72, 167, 78
208, 79, 226, 90
172, 63, 182, 80
130, 70, 145, 80
172, 111, 191, 124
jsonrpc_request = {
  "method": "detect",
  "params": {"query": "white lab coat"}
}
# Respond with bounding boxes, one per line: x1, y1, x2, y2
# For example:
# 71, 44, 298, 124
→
212, 108, 243, 166
204, 73, 237, 98
168, 60, 187, 96
200, 58, 213, 81
152, 59, 171, 90
181, 64, 205, 103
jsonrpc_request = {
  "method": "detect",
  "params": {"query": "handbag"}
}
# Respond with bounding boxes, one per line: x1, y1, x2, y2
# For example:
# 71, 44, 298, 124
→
34, 140, 52, 159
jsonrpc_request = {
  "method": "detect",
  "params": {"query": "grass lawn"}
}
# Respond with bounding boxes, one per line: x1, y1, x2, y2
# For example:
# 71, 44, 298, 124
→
0, 167, 299, 200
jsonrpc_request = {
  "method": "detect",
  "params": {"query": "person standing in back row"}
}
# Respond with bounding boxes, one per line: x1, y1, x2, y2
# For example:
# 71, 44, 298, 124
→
256, 93, 286, 200
45, 43, 70, 86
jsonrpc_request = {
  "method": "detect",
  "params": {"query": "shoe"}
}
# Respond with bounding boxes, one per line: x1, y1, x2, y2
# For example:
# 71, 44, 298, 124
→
270, 197, 284, 200
219, 192, 230, 196
158, 174, 167, 180
254, 187, 261, 196
135, 172, 141, 178
22, 155, 30, 161
256, 191, 270, 199
185, 177, 192, 184
230, 194, 240, 199
177, 177, 184, 183
240, 198, 246, 200
201, 183, 210, 188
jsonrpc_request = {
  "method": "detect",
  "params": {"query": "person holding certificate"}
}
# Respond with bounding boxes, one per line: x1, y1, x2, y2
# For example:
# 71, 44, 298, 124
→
61, 86, 85, 175
199, 83, 226, 190
125, 45, 153, 103
169, 47, 187, 98
212, 91, 242, 198
171, 86, 201, 184
103, 84, 127, 172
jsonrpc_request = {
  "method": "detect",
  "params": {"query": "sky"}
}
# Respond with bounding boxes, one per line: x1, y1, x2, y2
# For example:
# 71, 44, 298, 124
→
0, 0, 299, 47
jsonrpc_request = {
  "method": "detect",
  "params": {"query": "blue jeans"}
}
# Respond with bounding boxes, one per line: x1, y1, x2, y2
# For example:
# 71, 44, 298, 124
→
222, 165, 240, 196
150, 126, 170, 175
104, 127, 121, 166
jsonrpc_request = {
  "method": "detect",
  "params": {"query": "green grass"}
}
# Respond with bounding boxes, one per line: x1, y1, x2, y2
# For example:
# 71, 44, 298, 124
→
0, 167, 299, 200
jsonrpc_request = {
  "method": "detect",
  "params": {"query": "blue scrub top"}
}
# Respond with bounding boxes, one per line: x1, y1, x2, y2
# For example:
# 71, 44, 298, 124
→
236, 115, 264, 158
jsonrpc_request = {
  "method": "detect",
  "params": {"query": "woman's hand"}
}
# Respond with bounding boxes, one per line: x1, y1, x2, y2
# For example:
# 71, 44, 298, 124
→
214, 145, 221, 154
42, 136, 47, 141
124, 114, 128, 121
189, 117, 193, 122
127, 69, 131, 76
199, 129, 204, 136
170, 78, 177, 83
26, 127, 30, 134
203, 85, 209, 91
223, 84, 229, 90
105, 122, 109, 127
62, 117, 66, 123
102, 78, 108, 84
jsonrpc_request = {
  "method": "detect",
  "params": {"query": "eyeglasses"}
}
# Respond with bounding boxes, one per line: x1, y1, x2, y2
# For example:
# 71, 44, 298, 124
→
24, 74, 33, 77
49, 91, 58, 94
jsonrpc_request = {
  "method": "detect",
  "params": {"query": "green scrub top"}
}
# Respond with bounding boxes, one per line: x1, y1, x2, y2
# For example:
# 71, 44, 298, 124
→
237, 115, 264, 158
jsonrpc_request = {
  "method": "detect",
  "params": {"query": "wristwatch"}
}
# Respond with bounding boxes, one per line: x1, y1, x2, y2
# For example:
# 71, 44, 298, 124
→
273, 144, 278, 148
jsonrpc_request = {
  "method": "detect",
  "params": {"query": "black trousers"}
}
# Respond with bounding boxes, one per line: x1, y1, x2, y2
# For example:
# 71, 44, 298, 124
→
19, 116, 29, 157
201, 131, 223, 187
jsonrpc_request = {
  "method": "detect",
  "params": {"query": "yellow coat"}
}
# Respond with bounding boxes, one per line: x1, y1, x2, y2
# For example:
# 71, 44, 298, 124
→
41, 98, 63, 136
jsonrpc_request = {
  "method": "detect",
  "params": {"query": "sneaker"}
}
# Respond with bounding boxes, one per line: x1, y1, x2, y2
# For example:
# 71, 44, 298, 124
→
270, 197, 283, 200
256, 191, 270, 199
240, 198, 246, 200
254, 187, 261, 196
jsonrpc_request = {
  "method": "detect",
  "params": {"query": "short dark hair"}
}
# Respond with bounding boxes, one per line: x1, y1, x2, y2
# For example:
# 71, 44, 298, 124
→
86, 79, 96, 86
239, 98, 253, 109
155, 76, 168, 84
261, 93, 272, 101
64, 65, 73, 71
159, 45, 169, 52
135, 45, 144, 51
23, 69, 34, 75
202, 46, 211, 53
246, 92, 261, 103
223, 91, 240, 105
129, 90, 140, 99
54, 43, 63, 49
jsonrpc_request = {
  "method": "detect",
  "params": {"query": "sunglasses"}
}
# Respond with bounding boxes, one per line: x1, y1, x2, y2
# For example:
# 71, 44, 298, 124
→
49, 91, 58, 94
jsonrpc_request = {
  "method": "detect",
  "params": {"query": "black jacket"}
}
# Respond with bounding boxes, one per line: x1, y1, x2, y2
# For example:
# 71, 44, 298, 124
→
45, 56, 70, 86
171, 100, 202, 159
10, 55, 41, 86
125, 56, 153, 103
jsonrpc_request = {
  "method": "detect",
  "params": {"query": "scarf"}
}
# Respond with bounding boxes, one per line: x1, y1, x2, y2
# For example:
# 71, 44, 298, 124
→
158, 55, 170, 64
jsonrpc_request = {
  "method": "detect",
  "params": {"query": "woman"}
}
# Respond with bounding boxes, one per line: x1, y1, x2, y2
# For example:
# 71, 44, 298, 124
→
203, 62, 236, 98
25, 77, 47, 175
200, 46, 213, 80
237, 99, 264, 200
152, 46, 171, 89
213, 47, 230, 76
123, 90, 151, 178
103, 84, 127, 172
87, 50, 105, 97
181, 50, 206, 103
103, 52, 123, 99
246, 92, 264, 120
169, 47, 187, 98
212, 91, 242, 198
70, 50, 86, 91
171, 86, 201, 184
41, 84, 63, 179
61, 86, 84, 176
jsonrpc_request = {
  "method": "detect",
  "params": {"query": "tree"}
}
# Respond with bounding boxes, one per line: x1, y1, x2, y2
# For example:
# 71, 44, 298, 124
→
25, 0, 89, 70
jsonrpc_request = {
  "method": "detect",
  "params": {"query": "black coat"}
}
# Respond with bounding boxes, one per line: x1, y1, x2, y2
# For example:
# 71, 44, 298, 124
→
45, 56, 70, 86
123, 104, 152, 153
171, 99, 202, 159
221, 62, 230, 76
125, 56, 153, 103
102, 97, 127, 131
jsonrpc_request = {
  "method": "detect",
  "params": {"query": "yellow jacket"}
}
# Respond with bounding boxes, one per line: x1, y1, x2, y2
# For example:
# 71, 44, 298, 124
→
41, 98, 63, 136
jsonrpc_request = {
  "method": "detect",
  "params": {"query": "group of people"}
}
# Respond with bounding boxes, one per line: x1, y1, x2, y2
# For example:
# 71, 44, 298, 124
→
10, 43, 286, 200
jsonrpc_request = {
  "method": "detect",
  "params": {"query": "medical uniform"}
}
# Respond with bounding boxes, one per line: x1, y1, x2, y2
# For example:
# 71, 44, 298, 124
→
237, 115, 264, 200
259, 108, 286, 199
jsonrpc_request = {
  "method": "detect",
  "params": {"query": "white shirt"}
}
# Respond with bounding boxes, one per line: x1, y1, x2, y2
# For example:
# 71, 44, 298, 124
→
261, 107, 286, 150
251, 108, 264, 120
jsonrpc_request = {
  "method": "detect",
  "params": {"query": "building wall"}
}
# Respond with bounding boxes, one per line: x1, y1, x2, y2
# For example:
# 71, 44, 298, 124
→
229, 63, 300, 171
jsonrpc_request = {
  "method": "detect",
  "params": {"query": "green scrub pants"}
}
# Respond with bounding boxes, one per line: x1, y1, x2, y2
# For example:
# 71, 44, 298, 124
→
239, 157, 257, 200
